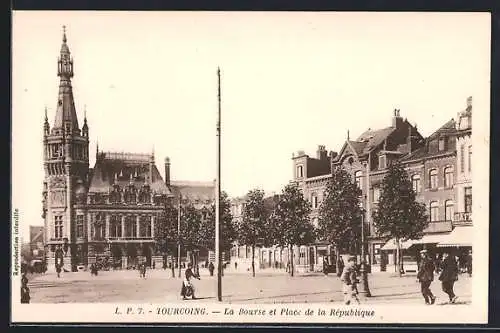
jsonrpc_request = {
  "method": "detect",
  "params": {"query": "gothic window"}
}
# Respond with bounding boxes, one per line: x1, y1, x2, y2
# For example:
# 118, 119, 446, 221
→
76, 215, 84, 238
125, 216, 137, 238
93, 213, 105, 240
429, 169, 438, 189
110, 215, 122, 238
429, 201, 439, 222
125, 186, 137, 204
139, 216, 152, 238
464, 187, 472, 213
110, 186, 121, 204
444, 167, 454, 188
54, 215, 63, 239
355, 170, 363, 190
139, 185, 151, 203
445, 200, 454, 221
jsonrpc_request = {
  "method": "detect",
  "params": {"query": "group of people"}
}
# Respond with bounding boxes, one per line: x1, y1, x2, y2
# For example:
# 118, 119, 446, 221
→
417, 249, 462, 305
330, 248, 468, 306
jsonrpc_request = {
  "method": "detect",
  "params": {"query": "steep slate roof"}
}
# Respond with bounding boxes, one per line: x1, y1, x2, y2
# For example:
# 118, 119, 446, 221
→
88, 152, 171, 195
170, 181, 215, 203
401, 119, 456, 162
334, 126, 395, 162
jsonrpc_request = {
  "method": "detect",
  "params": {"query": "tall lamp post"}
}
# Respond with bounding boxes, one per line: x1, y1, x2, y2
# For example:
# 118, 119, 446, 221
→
358, 159, 372, 297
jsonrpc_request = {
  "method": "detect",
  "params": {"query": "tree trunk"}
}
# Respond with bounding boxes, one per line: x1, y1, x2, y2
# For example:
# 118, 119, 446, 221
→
290, 244, 294, 277
251, 245, 256, 277
335, 246, 340, 274
396, 238, 402, 277
280, 247, 283, 269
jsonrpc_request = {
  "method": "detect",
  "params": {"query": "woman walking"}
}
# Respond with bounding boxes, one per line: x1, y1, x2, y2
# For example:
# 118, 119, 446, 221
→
439, 252, 459, 303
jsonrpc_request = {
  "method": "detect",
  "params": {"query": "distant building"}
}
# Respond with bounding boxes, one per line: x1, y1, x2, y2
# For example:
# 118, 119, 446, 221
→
29, 226, 45, 259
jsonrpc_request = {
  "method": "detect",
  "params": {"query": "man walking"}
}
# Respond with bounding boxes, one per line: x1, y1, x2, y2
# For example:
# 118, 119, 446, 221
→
417, 249, 436, 305
340, 256, 360, 305
439, 252, 459, 303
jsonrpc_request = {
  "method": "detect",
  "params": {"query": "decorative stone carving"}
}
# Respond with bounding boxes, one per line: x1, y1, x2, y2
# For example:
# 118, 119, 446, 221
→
50, 190, 66, 207
50, 176, 66, 188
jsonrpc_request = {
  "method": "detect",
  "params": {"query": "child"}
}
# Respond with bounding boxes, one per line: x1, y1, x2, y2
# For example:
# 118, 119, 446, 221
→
340, 256, 360, 305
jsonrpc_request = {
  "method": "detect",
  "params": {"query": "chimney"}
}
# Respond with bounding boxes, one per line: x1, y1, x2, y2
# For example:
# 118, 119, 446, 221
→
407, 125, 412, 154
316, 145, 327, 160
164, 157, 171, 186
392, 108, 403, 128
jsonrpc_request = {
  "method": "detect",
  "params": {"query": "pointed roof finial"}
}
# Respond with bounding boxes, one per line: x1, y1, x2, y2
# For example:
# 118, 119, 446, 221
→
44, 106, 48, 121
84, 104, 87, 120
62, 25, 67, 43
347, 129, 350, 140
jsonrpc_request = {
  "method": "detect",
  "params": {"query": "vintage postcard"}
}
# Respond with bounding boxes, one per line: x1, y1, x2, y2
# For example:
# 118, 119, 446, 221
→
11, 11, 490, 324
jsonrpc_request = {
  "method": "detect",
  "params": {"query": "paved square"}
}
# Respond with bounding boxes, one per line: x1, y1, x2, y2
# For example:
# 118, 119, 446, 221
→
26, 269, 471, 305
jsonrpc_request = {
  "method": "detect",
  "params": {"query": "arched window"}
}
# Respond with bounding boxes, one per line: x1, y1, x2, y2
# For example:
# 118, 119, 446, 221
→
429, 169, 438, 189
445, 200, 454, 221
444, 167, 454, 188
429, 201, 439, 222
411, 174, 421, 194
355, 171, 363, 190
311, 193, 319, 209
296, 165, 304, 178
110, 186, 121, 204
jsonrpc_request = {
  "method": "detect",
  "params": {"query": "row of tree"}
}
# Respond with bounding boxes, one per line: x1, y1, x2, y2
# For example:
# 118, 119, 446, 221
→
155, 162, 429, 277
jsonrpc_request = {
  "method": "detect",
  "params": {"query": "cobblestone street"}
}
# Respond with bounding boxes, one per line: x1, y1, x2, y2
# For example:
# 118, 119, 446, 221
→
27, 269, 472, 305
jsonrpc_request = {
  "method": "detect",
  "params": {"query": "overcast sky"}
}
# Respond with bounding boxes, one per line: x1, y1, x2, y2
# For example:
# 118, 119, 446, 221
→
12, 11, 490, 240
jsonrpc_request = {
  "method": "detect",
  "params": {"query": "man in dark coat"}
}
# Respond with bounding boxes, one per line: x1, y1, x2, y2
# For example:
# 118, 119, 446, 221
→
337, 256, 345, 278
208, 262, 215, 276
439, 252, 459, 303
417, 250, 436, 305
21, 273, 30, 304
466, 250, 472, 277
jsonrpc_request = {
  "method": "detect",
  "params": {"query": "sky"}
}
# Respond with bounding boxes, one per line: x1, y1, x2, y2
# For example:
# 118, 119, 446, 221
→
12, 11, 490, 240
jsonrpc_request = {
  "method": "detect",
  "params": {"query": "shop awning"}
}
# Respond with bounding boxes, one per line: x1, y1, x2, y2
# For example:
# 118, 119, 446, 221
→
381, 232, 452, 251
381, 238, 413, 251
411, 233, 451, 245
436, 226, 473, 247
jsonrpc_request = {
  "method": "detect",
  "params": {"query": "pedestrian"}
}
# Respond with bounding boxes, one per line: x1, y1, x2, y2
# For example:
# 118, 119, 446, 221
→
323, 257, 329, 276
208, 262, 214, 276
235, 262, 238, 270
337, 256, 345, 278
21, 273, 30, 304
340, 256, 360, 305
417, 249, 436, 305
139, 263, 146, 278
466, 250, 472, 277
439, 252, 459, 303
152, 261, 155, 270
181, 262, 201, 300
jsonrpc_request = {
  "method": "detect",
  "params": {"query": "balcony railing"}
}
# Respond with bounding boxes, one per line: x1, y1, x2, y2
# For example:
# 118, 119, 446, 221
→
454, 212, 472, 226
107, 236, 154, 242
424, 220, 453, 233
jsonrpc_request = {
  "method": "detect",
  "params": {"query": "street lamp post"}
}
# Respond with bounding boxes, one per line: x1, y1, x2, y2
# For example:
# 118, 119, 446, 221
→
358, 159, 372, 298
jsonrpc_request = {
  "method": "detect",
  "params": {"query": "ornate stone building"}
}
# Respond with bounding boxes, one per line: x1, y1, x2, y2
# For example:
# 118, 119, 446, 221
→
41, 29, 215, 272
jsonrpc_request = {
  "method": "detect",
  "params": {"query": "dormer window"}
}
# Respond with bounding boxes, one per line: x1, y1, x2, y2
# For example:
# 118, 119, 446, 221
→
438, 137, 446, 151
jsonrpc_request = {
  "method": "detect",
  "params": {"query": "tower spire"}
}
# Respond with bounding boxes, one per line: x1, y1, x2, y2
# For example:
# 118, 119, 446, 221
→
54, 25, 79, 133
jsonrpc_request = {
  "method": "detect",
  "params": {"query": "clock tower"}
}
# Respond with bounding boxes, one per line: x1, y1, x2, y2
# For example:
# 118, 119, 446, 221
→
42, 26, 90, 272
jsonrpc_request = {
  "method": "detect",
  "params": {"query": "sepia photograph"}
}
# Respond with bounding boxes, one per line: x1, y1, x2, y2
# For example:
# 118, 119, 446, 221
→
11, 11, 490, 324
